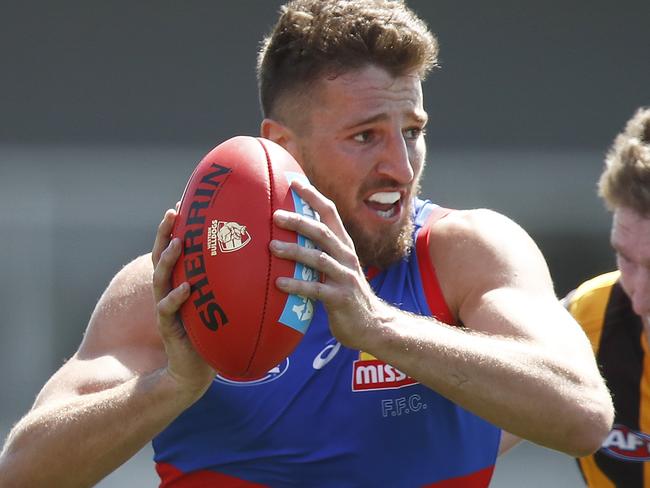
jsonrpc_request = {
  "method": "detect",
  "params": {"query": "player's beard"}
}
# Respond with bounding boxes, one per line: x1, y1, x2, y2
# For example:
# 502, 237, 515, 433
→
308, 173, 420, 269
346, 176, 421, 269
297, 145, 421, 269
343, 208, 415, 269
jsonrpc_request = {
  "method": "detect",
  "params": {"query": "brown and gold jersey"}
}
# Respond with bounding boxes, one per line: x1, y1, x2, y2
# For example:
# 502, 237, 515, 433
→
567, 271, 650, 487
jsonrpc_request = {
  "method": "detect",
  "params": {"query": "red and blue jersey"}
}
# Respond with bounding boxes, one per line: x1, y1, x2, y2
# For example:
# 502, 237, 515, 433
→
153, 198, 501, 487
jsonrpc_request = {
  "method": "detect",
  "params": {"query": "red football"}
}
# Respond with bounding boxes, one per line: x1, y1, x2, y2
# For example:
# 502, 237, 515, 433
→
171, 136, 319, 379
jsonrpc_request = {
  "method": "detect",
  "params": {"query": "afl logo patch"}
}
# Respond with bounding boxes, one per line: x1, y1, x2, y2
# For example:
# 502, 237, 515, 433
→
600, 424, 650, 462
214, 358, 290, 386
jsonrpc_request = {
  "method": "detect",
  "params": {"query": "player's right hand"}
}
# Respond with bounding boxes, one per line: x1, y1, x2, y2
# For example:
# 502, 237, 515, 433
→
152, 208, 215, 403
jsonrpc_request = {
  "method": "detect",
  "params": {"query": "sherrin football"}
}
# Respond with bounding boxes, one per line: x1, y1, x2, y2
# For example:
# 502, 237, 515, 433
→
172, 136, 319, 380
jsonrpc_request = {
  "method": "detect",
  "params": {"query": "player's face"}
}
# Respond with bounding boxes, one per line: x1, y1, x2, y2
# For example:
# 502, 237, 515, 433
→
295, 65, 427, 268
611, 206, 650, 323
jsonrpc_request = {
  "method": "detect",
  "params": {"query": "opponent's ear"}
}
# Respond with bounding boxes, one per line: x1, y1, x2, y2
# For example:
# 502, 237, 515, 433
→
260, 118, 301, 161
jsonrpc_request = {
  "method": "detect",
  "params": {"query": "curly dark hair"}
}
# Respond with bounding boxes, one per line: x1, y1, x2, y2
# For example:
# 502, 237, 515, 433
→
257, 0, 438, 121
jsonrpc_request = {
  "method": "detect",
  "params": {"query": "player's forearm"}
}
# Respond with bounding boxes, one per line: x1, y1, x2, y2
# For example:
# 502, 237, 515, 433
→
0, 368, 193, 488
365, 309, 612, 457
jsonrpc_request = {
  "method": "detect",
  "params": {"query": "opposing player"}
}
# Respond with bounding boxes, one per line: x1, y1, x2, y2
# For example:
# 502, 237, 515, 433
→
0, 1, 613, 486
565, 107, 650, 487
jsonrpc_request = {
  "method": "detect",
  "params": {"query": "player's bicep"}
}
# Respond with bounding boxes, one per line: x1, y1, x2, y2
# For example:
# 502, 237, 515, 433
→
34, 254, 166, 407
78, 254, 164, 367
32, 354, 137, 408
436, 210, 589, 348
462, 286, 592, 362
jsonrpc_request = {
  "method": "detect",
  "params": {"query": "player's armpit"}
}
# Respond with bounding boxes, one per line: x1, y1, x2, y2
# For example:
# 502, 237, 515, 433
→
498, 431, 522, 456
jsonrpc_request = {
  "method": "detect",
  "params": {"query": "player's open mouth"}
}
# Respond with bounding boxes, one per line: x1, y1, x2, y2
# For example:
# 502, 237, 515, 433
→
365, 191, 402, 219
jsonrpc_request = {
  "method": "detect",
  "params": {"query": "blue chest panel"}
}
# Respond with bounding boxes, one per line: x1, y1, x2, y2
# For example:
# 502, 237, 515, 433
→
153, 200, 500, 487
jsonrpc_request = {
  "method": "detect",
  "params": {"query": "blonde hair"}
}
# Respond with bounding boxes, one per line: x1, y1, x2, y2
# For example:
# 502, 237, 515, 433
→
599, 108, 650, 216
257, 0, 438, 121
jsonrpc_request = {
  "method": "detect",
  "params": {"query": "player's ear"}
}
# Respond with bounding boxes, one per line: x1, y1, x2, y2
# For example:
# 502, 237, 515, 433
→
260, 118, 301, 161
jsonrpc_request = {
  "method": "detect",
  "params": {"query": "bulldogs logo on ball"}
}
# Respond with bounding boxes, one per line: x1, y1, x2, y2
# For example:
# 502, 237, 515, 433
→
207, 220, 252, 255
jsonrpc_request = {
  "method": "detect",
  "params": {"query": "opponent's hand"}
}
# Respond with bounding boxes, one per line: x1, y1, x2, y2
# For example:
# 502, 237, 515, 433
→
152, 208, 215, 402
270, 180, 391, 350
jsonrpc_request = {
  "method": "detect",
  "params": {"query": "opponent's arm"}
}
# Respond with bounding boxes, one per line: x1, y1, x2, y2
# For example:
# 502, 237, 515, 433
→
0, 210, 213, 488
271, 181, 613, 457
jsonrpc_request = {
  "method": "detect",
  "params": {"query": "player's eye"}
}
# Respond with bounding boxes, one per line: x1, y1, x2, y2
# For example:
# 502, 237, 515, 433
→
353, 131, 373, 143
403, 127, 425, 140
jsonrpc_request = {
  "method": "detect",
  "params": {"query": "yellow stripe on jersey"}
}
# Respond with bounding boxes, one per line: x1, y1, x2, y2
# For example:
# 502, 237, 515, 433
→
569, 270, 650, 488
640, 327, 650, 483
580, 457, 617, 488
568, 271, 620, 355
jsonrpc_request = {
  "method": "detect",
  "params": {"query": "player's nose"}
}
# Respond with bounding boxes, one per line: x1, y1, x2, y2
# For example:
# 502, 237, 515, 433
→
375, 131, 414, 185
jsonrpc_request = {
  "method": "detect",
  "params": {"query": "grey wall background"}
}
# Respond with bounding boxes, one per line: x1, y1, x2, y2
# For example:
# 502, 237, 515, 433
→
1, 1, 649, 486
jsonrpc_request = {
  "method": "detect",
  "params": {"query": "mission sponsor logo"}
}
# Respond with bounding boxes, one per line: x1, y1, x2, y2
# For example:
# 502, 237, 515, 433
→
600, 424, 650, 462
351, 352, 418, 392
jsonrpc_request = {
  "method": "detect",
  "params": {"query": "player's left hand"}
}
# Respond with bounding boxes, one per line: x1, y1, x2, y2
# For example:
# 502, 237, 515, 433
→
270, 179, 390, 350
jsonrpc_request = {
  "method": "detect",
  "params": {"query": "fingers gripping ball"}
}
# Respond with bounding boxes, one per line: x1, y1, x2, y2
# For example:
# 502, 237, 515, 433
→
172, 136, 320, 380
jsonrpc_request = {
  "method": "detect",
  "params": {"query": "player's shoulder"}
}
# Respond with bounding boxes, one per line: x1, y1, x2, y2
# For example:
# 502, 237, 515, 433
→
430, 207, 519, 232
572, 271, 620, 298
82, 253, 159, 352
93, 252, 155, 323
427, 208, 552, 312
107, 252, 154, 292
565, 271, 619, 350
88, 252, 155, 322
566, 271, 620, 311
429, 207, 537, 259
